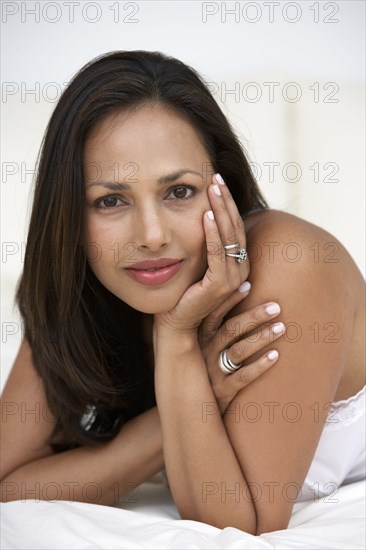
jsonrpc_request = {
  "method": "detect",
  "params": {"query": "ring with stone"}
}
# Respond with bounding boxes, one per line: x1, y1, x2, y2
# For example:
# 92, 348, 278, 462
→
224, 248, 248, 264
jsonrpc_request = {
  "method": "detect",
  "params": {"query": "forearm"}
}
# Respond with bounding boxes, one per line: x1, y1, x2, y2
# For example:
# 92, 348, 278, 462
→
154, 329, 256, 533
1, 406, 163, 506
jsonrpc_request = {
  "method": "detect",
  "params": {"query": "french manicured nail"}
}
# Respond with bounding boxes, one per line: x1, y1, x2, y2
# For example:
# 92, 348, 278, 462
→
265, 302, 281, 315
272, 322, 285, 334
212, 184, 221, 196
239, 281, 251, 293
207, 210, 215, 221
215, 173, 225, 185
267, 350, 279, 361
260, 349, 279, 366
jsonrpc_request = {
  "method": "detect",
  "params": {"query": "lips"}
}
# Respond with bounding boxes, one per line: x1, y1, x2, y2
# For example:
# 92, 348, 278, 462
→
126, 258, 182, 271
124, 259, 184, 286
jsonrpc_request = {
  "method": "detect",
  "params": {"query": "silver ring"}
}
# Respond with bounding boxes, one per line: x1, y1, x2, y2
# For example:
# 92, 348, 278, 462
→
219, 349, 242, 375
224, 242, 239, 250
225, 248, 248, 263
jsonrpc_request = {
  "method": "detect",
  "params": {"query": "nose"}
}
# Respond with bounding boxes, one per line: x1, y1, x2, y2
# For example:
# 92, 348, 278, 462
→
135, 205, 170, 252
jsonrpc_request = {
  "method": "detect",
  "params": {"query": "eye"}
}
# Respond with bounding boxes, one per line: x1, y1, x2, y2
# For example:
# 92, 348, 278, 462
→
166, 185, 196, 201
94, 196, 125, 209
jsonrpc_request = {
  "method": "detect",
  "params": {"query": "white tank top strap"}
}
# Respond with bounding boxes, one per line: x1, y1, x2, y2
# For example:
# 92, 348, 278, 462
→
324, 384, 366, 431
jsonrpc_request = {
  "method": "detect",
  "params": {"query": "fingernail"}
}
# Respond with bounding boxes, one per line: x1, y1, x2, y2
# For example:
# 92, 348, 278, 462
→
215, 173, 225, 185
272, 322, 285, 334
260, 349, 279, 367
212, 184, 221, 196
206, 210, 214, 221
239, 281, 251, 293
265, 302, 281, 315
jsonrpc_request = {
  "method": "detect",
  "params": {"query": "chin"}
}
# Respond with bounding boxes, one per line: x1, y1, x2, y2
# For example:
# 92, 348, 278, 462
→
132, 299, 180, 315
122, 290, 184, 314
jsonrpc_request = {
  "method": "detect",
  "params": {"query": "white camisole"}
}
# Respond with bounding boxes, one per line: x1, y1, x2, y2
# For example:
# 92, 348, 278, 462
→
298, 384, 366, 501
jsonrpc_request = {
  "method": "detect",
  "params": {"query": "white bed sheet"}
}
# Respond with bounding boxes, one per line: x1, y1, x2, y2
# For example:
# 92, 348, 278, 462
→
1, 474, 365, 549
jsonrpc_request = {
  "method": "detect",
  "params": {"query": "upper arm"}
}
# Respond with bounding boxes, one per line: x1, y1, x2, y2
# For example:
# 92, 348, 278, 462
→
0, 340, 57, 481
223, 214, 356, 534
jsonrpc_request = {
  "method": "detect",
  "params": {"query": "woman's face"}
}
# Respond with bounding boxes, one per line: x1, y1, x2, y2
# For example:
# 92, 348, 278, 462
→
84, 103, 214, 314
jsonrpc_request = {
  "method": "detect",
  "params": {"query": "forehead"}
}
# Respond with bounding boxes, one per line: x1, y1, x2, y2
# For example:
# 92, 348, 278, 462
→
83, 104, 211, 169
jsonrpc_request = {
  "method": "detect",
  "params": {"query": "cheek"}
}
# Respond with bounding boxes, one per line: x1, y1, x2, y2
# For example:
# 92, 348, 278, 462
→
179, 204, 208, 258
192, 192, 211, 239
84, 216, 117, 267
85, 212, 117, 244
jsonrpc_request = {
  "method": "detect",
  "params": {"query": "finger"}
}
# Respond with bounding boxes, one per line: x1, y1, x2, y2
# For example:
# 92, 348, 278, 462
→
207, 183, 243, 290
227, 321, 285, 367
223, 350, 279, 394
200, 281, 251, 340
217, 301, 282, 348
208, 175, 248, 281
208, 178, 241, 255
214, 173, 246, 247
213, 175, 250, 283
202, 210, 231, 292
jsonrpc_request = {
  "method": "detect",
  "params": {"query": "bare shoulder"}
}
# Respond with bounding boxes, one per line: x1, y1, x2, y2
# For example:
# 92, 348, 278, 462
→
235, 208, 365, 400
246, 208, 353, 252
243, 209, 364, 303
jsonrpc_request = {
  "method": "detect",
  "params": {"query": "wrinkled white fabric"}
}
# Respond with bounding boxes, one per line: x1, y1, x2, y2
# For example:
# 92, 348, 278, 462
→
2, 383, 365, 548
1, 479, 364, 549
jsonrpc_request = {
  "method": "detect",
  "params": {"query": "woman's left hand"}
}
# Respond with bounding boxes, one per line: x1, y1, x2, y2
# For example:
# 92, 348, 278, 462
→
198, 288, 285, 415
153, 173, 250, 335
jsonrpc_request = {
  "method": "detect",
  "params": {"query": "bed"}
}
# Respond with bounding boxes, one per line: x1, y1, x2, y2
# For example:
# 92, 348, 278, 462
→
1, 472, 365, 549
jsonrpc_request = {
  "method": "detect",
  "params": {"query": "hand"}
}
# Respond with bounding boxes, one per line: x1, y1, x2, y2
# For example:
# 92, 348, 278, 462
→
154, 173, 249, 334
198, 284, 285, 415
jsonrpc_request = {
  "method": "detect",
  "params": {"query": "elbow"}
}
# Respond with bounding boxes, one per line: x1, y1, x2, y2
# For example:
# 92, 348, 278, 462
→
0, 480, 18, 503
180, 507, 257, 534
212, 517, 257, 534
0, 474, 23, 503
256, 516, 290, 535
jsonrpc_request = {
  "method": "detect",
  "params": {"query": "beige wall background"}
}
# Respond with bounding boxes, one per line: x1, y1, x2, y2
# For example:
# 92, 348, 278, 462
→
1, 1, 365, 390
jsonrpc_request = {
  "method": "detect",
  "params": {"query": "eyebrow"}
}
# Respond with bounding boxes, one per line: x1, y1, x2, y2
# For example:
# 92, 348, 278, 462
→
85, 169, 203, 190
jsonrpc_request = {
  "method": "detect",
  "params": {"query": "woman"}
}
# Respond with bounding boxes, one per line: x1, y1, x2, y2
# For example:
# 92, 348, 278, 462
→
1, 51, 364, 535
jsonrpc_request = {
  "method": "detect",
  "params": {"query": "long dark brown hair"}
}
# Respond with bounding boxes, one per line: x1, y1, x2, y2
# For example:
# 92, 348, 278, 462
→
15, 50, 268, 450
